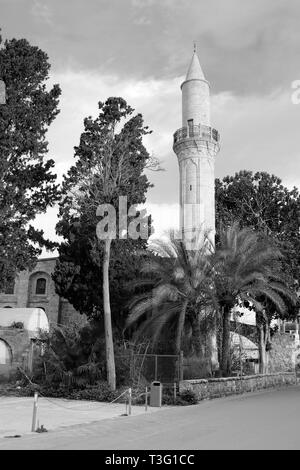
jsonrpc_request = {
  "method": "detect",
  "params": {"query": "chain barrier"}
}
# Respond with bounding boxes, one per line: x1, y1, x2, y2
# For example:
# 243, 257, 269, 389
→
17, 366, 133, 412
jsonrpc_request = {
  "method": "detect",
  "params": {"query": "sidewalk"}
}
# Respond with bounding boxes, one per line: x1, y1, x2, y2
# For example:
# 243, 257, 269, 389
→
1, 386, 299, 450
0, 395, 161, 438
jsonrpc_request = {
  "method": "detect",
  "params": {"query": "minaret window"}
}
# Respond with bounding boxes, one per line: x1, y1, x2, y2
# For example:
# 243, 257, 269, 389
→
187, 119, 194, 137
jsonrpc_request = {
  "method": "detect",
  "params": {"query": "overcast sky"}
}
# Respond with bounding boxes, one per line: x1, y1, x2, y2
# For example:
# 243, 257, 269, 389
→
1, 0, 300, 252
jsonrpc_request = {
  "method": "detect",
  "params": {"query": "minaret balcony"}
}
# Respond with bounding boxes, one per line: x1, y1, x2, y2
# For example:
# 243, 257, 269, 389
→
173, 124, 220, 146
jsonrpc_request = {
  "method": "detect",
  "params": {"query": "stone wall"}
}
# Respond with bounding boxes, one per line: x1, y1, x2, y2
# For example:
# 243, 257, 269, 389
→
0, 327, 32, 381
268, 333, 297, 373
180, 372, 296, 401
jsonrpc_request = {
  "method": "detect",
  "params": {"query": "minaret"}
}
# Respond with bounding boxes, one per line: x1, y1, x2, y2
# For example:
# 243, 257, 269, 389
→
173, 48, 220, 244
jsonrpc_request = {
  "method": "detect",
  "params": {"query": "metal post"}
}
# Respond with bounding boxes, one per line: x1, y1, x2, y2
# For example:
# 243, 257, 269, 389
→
130, 349, 134, 381
145, 387, 148, 412
239, 343, 243, 393
28, 340, 34, 374
128, 388, 132, 416
179, 351, 184, 382
154, 355, 158, 381
31, 392, 38, 432
173, 382, 177, 403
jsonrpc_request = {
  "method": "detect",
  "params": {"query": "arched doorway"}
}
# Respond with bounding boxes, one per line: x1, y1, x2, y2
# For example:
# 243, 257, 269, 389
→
0, 339, 12, 365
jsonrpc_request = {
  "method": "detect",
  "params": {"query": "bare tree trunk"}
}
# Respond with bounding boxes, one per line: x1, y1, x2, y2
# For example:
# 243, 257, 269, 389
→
103, 238, 116, 390
175, 300, 188, 355
265, 322, 270, 374
191, 314, 202, 357
257, 316, 270, 374
258, 322, 266, 374
210, 310, 219, 375
220, 307, 231, 376
216, 309, 223, 371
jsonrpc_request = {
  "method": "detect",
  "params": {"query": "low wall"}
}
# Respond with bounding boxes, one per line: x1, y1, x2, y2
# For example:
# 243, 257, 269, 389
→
0, 328, 32, 381
179, 372, 296, 401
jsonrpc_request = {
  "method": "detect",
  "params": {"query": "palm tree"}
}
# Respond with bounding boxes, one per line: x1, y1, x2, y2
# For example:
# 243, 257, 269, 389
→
126, 231, 217, 357
214, 222, 295, 376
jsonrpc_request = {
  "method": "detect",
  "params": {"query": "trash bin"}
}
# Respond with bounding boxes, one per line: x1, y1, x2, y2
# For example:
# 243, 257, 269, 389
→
150, 381, 162, 407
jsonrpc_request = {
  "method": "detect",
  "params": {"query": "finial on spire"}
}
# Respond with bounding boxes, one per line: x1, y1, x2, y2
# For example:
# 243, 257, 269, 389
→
193, 41, 197, 53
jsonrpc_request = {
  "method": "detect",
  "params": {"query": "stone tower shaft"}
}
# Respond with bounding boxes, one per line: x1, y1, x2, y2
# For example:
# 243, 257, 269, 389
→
173, 50, 220, 242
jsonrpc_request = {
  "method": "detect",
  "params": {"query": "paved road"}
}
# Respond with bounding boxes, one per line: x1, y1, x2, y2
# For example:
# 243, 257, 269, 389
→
1, 386, 300, 449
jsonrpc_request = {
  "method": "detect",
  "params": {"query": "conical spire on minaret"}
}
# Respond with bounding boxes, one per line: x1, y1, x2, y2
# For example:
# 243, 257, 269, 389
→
185, 47, 205, 82
180, 44, 210, 126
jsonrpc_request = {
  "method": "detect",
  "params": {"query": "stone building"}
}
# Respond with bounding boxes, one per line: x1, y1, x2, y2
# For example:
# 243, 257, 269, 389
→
0, 308, 49, 379
0, 257, 84, 327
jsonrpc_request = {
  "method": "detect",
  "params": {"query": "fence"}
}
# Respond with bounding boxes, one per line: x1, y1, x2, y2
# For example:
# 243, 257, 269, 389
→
182, 345, 260, 380
116, 352, 182, 385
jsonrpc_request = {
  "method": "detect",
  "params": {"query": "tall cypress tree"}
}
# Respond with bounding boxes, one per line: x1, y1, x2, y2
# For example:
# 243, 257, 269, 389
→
0, 34, 61, 289
53, 97, 155, 389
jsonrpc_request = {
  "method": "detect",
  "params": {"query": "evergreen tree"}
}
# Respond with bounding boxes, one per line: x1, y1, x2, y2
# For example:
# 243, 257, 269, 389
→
53, 97, 155, 389
216, 170, 300, 285
0, 34, 61, 289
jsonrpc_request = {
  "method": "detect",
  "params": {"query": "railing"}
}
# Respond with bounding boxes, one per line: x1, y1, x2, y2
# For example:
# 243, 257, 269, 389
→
173, 124, 220, 145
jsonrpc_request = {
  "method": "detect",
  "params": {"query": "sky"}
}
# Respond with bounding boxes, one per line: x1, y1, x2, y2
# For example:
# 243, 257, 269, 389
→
1, 0, 300, 254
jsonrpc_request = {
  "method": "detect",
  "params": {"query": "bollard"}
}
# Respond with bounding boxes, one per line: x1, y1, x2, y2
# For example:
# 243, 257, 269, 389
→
128, 388, 132, 416
174, 382, 177, 403
31, 392, 38, 432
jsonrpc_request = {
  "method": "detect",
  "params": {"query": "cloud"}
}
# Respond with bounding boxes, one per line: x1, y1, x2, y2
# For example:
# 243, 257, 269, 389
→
31, 0, 53, 26
212, 88, 300, 190
38, 69, 300, 253
146, 203, 179, 238
46, 68, 183, 201
31, 205, 60, 257
2, 0, 300, 95
0, 0, 298, 263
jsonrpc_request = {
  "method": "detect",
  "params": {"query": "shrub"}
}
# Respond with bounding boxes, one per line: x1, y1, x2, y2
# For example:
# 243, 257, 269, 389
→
9, 321, 24, 329
32, 325, 137, 390
0, 380, 127, 402
68, 382, 124, 402
162, 386, 198, 406
176, 389, 198, 405
183, 356, 212, 379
